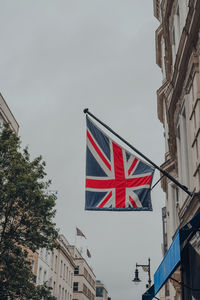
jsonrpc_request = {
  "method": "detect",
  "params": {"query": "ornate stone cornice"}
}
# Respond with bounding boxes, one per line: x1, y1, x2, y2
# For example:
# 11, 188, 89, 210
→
179, 192, 200, 226
160, 155, 177, 192
157, 79, 169, 123
161, 0, 174, 81
155, 24, 163, 68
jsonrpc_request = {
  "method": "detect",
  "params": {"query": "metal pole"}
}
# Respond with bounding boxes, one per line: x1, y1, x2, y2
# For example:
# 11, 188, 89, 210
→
83, 108, 192, 197
148, 258, 151, 287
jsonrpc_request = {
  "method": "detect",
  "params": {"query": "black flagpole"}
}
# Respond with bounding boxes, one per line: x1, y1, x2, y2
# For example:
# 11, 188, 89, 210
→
83, 108, 192, 197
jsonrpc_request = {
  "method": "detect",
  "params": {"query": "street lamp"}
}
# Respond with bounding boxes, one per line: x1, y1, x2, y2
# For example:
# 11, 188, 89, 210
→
132, 258, 151, 289
132, 266, 141, 285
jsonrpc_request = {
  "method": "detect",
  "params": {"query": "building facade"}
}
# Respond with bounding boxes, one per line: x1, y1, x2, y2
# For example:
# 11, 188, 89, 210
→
36, 247, 51, 286
153, 0, 200, 299
36, 234, 75, 300
68, 246, 96, 300
50, 235, 75, 300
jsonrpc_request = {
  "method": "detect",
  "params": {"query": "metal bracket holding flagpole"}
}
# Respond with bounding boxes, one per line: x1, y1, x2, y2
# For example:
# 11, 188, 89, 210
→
83, 108, 193, 197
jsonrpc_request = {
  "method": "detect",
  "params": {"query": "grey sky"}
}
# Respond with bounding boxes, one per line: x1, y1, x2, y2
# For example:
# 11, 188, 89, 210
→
0, 1, 165, 299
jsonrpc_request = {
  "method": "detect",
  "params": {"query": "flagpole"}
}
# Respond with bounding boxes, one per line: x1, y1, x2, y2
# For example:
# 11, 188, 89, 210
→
74, 226, 77, 247
83, 108, 192, 197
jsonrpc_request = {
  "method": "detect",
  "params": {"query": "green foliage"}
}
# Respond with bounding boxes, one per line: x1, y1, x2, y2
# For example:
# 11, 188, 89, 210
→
0, 124, 58, 299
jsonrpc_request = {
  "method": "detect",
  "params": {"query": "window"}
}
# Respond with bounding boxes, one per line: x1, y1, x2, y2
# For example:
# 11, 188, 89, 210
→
49, 277, 52, 287
74, 266, 79, 275
40, 248, 43, 259
38, 266, 42, 284
162, 207, 167, 252
96, 287, 104, 297
55, 255, 58, 273
176, 106, 190, 187
59, 285, 61, 299
62, 287, 64, 300
71, 272, 73, 287
51, 252, 54, 269
53, 282, 56, 296
43, 270, 47, 283
66, 266, 68, 282
31, 260, 35, 273
60, 260, 63, 277
73, 282, 78, 292
172, 186, 179, 229
63, 264, 66, 280
68, 271, 70, 286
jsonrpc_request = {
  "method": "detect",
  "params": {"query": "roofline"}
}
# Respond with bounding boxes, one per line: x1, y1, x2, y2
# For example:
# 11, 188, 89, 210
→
0, 93, 19, 133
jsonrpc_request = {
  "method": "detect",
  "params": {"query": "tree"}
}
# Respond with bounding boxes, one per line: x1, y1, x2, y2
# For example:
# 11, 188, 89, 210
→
0, 124, 58, 299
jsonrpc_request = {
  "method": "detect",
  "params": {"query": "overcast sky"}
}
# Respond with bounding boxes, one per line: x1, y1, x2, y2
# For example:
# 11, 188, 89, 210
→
0, 1, 165, 299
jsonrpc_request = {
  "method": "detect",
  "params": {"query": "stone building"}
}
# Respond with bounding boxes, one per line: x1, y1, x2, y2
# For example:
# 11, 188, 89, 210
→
68, 246, 96, 300
49, 234, 75, 300
36, 247, 51, 286
36, 235, 97, 300
153, 0, 200, 299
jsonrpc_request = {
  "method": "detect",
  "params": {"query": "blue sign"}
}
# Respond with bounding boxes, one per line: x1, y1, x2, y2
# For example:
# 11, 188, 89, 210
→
154, 231, 181, 294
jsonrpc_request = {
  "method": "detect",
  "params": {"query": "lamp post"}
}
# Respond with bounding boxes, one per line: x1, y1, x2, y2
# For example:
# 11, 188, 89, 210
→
132, 258, 151, 289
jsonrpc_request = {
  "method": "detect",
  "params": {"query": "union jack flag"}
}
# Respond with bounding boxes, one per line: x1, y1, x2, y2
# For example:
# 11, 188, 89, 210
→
85, 116, 155, 211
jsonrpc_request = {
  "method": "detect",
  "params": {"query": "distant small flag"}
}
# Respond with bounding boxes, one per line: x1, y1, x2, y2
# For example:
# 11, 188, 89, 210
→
76, 227, 86, 239
86, 248, 91, 258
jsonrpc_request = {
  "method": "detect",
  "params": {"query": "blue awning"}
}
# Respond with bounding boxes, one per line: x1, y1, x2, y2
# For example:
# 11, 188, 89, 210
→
154, 231, 181, 294
153, 210, 200, 295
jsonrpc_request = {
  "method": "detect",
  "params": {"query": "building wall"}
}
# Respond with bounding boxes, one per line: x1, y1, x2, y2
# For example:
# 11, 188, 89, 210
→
36, 248, 51, 286
50, 235, 75, 300
154, 0, 200, 299
36, 234, 75, 300
68, 246, 96, 300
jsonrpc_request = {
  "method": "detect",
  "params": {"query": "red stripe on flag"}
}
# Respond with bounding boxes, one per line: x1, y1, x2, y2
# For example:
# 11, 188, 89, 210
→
129, 196, 137, 208
128, 158, 138, 176
126, 175, 152, 187
112, 142, 126, 208
98, 191, 112, 208
86, 179, 115, 189
86, 175, 152, 189
87, 130, 111, 171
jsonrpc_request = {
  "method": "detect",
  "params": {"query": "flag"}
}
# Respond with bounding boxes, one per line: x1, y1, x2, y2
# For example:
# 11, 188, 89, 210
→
85, 116, 155, 211
86, 248, 91, 258
76, 227, 86, 239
